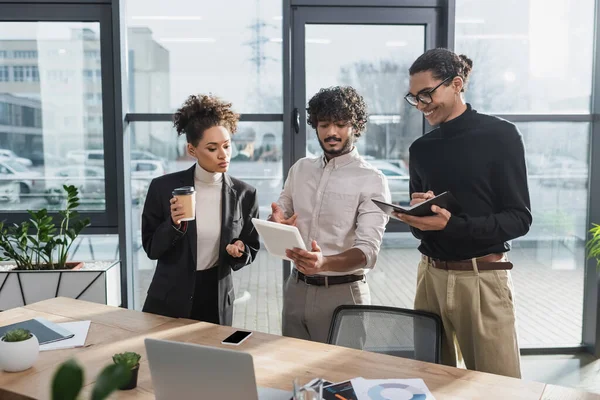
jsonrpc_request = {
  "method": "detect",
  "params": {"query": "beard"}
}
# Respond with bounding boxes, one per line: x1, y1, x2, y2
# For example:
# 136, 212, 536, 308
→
318, 135, 354, 157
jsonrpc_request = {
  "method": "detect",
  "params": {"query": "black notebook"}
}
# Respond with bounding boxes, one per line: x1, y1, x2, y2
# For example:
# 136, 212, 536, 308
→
0, 317, 74, 345
372, 191, 462, 218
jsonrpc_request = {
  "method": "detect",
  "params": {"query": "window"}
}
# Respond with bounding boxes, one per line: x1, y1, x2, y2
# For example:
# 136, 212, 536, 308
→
125, 0, 282, 113
22, 106, 35, 127
85, 49, 99, 59
13, 50, 38, 59
13, 66, 24, 82
0, 22, 107, 212
0, 66, 8, 82
83, 69, 94, 81
23, 66, 38, 82
125, 0, 285, 317
0, 101, 7, 124
455, 0, 595, 348
455, 0, 594, 113
128, 121, 284, 313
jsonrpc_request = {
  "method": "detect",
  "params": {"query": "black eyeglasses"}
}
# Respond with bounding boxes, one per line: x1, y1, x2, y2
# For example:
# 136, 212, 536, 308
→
404, 76, 454, 107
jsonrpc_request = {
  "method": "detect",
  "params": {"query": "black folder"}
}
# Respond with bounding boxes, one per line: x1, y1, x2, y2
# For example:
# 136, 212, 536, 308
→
0, 317, 74, 345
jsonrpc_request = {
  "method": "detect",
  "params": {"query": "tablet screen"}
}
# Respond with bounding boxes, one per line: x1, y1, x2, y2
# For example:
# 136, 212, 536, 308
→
251, 218, 306, 261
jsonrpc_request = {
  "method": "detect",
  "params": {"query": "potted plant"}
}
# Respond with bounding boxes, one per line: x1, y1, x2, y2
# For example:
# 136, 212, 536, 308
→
586, 223, 600, 270
51, 358, 131, 400
0, 185, 90, 271
0, 185, 121, 310
0, 328, 39, 372
112, 352, 141, 390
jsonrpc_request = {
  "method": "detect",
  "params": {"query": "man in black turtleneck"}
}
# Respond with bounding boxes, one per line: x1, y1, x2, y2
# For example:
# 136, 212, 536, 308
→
395, 49, 532, 379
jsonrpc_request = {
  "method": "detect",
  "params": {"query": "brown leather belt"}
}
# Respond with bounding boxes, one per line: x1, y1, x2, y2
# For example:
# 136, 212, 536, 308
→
292, 269, 364, 287
425, 253, 513, 271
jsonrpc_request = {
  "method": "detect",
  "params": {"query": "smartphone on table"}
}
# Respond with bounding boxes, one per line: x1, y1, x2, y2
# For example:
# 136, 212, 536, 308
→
221, 330, 252, 345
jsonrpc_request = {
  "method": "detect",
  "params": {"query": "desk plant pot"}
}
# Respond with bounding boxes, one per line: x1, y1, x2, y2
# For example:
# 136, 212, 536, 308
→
0, 329, 39, 372
51, 358, 131, 400
113, 352, 141, 390
0, 185, 121, 311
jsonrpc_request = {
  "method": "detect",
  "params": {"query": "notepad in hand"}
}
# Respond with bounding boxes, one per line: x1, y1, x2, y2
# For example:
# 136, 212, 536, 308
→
372, 191, 461, 218
0, 317, 74, 345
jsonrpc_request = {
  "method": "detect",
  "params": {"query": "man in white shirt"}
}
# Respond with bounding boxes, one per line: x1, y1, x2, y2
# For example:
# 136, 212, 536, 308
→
269, 86, 391, 343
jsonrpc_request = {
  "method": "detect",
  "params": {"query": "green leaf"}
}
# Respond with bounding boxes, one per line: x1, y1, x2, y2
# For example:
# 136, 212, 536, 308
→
51, 359, 84, 400
91, 363, 131, 400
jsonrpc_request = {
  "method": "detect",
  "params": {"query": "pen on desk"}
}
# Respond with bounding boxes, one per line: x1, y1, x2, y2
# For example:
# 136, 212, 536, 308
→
335, 394, 348, 400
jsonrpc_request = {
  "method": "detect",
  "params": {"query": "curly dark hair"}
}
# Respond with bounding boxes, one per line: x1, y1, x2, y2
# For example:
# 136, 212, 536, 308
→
408, 48, 473, 92
173, 94, 239, 146
306, 86, 368, 138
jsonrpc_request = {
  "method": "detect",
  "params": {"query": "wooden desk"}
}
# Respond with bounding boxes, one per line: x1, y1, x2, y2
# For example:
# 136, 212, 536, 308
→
0, 298, 597, 400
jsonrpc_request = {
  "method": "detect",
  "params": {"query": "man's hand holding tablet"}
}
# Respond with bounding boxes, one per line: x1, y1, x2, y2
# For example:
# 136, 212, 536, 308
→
266, 203, 325, 274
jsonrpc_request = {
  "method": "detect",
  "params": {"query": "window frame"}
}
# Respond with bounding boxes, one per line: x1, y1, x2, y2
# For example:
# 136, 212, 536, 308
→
0, 3, 119, 233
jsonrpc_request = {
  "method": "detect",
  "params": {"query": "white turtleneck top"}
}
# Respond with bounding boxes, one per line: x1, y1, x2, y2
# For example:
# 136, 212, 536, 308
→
194, 163, 223, 271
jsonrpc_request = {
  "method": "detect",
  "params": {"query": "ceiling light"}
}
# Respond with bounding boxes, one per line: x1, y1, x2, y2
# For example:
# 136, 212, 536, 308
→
159, 38, 216, 43
456, 34, 528, 40
131, 16, 203, 21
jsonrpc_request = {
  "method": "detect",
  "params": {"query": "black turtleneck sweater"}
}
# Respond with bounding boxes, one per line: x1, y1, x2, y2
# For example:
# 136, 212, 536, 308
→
409, 103, 532, 261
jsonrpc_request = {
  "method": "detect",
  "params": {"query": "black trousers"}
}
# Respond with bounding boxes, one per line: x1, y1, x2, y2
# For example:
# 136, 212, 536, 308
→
143, 267, 220, 324
190, 267, 220, 324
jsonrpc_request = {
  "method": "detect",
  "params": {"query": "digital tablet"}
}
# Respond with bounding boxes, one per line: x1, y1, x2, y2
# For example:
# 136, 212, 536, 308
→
251, 218, 306, 261
372, 191, 461, 218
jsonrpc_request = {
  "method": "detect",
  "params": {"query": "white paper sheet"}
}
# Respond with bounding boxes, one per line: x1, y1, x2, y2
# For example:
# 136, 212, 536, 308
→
350, 377, 436, 400
39, 321, 91, 351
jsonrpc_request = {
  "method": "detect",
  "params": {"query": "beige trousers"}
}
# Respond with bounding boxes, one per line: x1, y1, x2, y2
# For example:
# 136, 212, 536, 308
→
282, 271, 371, 344
414, 255, 522, 378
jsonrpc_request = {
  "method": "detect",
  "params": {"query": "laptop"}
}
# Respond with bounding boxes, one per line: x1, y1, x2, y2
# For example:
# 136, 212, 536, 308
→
145, 338, 292, 400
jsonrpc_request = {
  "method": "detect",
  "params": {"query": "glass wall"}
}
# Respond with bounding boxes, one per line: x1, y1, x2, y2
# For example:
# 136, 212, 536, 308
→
304, 24, 424, 206
455, 0, 595, 347
125, 0, 282, 114
124, 0, 285, 332
122, 0, 597, 348
455, 0, 594, 114
0, 22, 107, 211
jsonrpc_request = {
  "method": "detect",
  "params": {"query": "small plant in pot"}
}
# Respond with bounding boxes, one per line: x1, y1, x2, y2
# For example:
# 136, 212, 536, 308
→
0, 185, 90, 270
51, 358, 131, 400
112, 352, 141, 390
0, 328, 39, 372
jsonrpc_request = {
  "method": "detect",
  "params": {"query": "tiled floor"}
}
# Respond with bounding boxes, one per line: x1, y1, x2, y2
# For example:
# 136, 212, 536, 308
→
522, 354, 600, 395
134, 236, 584, 348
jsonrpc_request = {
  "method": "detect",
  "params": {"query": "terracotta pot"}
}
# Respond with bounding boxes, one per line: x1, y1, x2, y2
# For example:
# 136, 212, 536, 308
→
12, 261, 83, 271
64, 262, 84, 270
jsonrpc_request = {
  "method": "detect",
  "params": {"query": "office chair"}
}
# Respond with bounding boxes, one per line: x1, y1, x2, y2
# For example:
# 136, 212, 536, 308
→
326, 305, 442, 364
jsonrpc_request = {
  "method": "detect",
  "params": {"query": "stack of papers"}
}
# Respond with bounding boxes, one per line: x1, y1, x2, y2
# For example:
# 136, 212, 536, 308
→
322, 378, 435, 400
39, 321, 91, 351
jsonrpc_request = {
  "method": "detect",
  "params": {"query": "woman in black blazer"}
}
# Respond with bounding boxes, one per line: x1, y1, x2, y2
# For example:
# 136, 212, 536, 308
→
141, 94, 260, 325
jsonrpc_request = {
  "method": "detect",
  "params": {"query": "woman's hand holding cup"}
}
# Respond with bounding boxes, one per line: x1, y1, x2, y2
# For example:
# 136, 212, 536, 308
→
171, 186, 196, 227
170, 197, 187, 227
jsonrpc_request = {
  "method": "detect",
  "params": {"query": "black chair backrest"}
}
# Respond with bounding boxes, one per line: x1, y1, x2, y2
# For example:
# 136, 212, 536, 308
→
326, 305, 442, 364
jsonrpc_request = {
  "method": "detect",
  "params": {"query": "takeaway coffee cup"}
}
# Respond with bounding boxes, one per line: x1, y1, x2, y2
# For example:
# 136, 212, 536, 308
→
172, 186, 196, 221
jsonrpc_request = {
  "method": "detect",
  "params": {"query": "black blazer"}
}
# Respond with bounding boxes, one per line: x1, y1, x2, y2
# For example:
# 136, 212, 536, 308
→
141, 164, 259, 325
